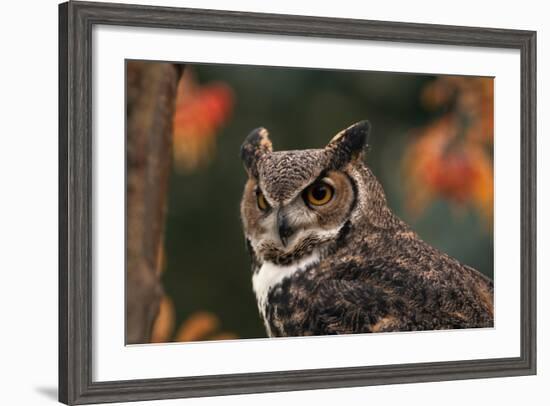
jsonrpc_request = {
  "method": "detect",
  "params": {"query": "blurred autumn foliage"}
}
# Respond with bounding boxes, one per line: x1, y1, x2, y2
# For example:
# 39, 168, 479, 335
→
151, 251, 238, 343
172, 69, 234, 173
151, 296, 239, 343
403, 76, 494, 225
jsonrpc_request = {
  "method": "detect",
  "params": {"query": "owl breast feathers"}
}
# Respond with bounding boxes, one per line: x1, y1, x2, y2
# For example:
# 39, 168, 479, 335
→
239, 121, 494, 337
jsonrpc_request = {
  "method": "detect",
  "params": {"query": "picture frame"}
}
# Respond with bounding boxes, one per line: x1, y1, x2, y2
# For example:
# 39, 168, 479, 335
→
59, 1, 537, 404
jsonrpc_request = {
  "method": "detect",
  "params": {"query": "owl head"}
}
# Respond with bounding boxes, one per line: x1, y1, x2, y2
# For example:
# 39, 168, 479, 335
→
240, 121, 375, 266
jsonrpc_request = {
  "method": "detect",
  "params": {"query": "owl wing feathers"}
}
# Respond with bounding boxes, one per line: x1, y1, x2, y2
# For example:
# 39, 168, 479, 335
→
266, 232, 493, 337
307, 278, 401, 334
304, 252, 494, 335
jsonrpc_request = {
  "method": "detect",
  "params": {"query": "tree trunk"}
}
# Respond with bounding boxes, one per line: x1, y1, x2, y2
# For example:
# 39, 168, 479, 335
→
126, 61, 182, 344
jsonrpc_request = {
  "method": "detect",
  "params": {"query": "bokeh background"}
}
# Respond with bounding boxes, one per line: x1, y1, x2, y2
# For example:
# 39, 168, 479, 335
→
143, 63, 494, 343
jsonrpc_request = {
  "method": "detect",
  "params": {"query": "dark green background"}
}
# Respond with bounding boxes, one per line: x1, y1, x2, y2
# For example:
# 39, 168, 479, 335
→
163, 64, 493, 340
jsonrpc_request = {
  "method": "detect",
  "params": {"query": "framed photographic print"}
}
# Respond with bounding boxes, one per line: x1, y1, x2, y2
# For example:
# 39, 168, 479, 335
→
59, 1, 537, 404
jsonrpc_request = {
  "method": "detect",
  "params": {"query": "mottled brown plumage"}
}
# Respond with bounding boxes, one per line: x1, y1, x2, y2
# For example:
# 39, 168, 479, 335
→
240, 121, 493, 337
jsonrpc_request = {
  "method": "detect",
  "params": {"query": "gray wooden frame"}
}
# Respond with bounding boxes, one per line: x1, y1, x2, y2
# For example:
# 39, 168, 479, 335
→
59, 1, 537, 404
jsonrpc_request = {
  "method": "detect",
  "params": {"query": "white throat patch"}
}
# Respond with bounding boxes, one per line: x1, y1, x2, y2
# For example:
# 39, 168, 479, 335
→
252, 252, 320, 335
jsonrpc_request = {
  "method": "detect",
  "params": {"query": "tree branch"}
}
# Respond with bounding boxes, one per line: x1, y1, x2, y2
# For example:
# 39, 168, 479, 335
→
126, 61, 181, 344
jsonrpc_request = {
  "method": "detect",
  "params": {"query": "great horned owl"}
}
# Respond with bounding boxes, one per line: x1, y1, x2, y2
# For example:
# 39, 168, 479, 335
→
240, 121, 493, 337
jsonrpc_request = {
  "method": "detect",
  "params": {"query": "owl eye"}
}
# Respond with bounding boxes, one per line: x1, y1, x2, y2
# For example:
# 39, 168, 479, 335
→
305, 181, 334, 206
256, 190, 269, 211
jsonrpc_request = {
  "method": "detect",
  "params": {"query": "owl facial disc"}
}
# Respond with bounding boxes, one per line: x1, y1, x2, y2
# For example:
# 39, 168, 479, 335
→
240, 121, 370, 266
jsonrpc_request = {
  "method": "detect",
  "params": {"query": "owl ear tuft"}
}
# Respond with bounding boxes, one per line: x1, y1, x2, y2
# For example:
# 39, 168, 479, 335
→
325, 120, 370, 168
240, 127, 273, 177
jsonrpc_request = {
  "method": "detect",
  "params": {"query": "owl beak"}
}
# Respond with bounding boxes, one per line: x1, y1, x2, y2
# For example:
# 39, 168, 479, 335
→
277, 210, 293, 247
